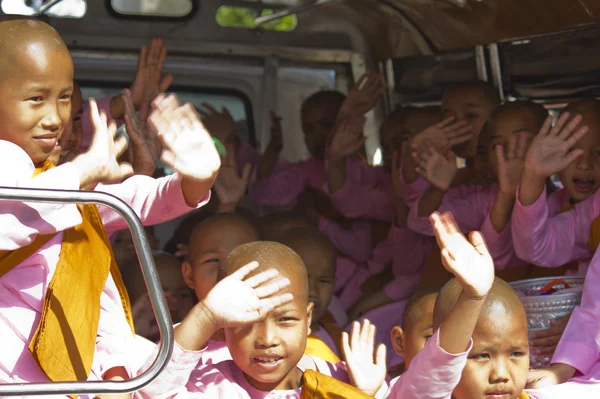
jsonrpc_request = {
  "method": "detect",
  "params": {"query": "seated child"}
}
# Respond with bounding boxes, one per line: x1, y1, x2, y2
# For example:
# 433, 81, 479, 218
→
387, 211, 555, 399
407, 101, 549, 270
138, 242, 388, 398
512, 99, 600, 276
278, 226, 343, 361
401, 81, 500, 208
180, 213, 260, 364
0, 18, 219, 388
388, 286, 439, 377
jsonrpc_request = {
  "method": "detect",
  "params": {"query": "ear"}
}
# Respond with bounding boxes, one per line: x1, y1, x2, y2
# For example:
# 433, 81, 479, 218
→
306, 302, 315, 336
390, 325, 406, 357
181, 260, 195, 290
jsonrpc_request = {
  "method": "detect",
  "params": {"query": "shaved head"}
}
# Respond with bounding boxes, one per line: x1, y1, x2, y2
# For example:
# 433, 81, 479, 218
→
562, 98, 600, 125
433, 277, 525, 331
0, 18, 69, 82
219, 241, 309, 304
278, 226, 335, 269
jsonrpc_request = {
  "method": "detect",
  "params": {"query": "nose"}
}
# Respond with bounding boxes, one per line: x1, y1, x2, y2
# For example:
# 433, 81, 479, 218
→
41, 102, 62, 132
489, 358, 510, 384
256, 320, 280, 349
576, 152, 592, 171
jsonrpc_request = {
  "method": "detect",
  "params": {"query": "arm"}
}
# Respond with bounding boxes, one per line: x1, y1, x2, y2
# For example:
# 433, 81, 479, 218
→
255, 112, 283, 181
327, 117, 366, 195
511, 187, 596, 267
319, 217, 373, 263
249, 161, 309, 206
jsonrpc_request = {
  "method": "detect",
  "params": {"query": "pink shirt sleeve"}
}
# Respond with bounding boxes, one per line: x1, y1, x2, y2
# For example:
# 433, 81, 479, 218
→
80, 97, 115, 152
325, 159, 395, 222
407, 185, 491, 237
319, 217, 372, 263
479, 213, 527, 270
249, 160, 309, 206
552, 248, 600, 374
385, 329, 471, 399
399, 168, 431, 209
511, 186, 597, 268
0, 141, 83, 250
235, 140, 260, 170
95, 172, 210, 235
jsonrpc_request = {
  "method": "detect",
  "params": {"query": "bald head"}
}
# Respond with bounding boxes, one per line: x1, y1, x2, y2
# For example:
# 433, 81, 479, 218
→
563, 98, 600, 126
278, 226, 335, 265
433, 277, 525, 331
0, 19, 70, 81
219, 241, 309, 303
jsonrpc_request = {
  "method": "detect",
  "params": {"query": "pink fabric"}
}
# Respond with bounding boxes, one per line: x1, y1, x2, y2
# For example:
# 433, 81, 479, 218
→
135, 342, 389, 399
408, 183, 527, 270
385, 328, 599, 399
511, 186, 595, 276
399, 171, 431, 209
355, 300, 408, 368
80, 97, 115, 152
325, 159, 395, 222
319, 217, 372, 263
385, 329, 471, 399
235, 140, 261, 171
0, 140, 209, 391
312, 325, 339, 357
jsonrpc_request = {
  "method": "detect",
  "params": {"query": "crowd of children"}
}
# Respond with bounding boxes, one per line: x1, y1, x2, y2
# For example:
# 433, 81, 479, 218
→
0, 16, 599, 398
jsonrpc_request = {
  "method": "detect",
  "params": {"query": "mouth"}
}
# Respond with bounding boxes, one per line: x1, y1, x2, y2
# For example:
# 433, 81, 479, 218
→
251, 355, 284, 371
572, 178, 596, 193
485, 391, 512, 399
34, 134, 60, 152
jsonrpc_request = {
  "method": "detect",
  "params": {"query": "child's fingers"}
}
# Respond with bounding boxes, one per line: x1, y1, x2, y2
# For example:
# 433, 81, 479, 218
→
359, 319, 371, 348
258, 293, 294, 314
516, 132, 530, 159
254, 277, 291, 299
351, 321, 361, 351
375, 343, 387, 367
436, 116, 456, 130
241, 164, 253, 185
160, 148, 176, 168
368, 322, 376, 353
136, 45, 148, 70
119, 162, 134, 179
440, 247, 457, 271
448, 131, 473, 146
564, 126, 589, 150
563, 149, 584, 167
530, 333, 562, 348
159, 74, 174, 93
469, 230, 490, 257
229, 261, 261, 281
537, 115, 554, 137
495, 144, 506, 170
507, 134, 518, 159
88, 98, 101, 130
243, 268, 279, 288
549, 112, 571, 137
157, 44, 167, 70
557, 115, 584, 141
341, 331, 351, 361
113, 134, 129, 158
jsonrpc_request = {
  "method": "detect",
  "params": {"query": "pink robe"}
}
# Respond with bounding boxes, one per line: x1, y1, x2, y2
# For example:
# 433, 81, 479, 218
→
511, 186, 594, 276
385, 329, 599, 399
0, 140, 209, 394
135, 342, 389, 398
408, 183, 526, 270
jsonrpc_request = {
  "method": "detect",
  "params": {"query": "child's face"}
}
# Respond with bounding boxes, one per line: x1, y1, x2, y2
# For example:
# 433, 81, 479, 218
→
288, 241, 335, 329
0, 42, 73, 164
302, 103, 338, 160
155, 255, 196, 324
487, 109, 537, 180
453, 309, 529, 399
183, 220, 258, 301
442, 87, 495, 159
60, 82, 83, 153
391, 293, 436, 369
225, 266, 313, 391
558, 114, 600, 203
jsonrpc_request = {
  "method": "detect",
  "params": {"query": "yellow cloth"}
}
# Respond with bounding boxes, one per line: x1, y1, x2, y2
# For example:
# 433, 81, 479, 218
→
305, 336, 340, 364
300, 369, 373, 399
0, 160, 134, 387
588, 216, 600, 251
518, 392, 530, 399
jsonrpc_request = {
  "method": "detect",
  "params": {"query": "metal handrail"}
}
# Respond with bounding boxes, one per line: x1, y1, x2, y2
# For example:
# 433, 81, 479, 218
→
0, 187, 174, 396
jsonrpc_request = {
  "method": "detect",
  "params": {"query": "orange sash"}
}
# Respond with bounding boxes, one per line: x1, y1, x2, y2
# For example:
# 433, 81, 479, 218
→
0, 161, 134, 387
300, 369, 374, 399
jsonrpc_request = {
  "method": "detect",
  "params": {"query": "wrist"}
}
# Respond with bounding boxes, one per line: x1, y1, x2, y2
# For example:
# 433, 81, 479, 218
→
550, 363, 576, 382
522, 165, 547, 184
193, 301, 220, 334
71, 154, 97, 189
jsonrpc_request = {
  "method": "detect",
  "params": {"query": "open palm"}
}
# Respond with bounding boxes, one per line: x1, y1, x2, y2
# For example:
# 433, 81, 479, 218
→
496, 132, 531, 195
412, 117, 473, 153
202, 262, 293, 329
430, 212, 494, 298
414, 144, 457, 190
214, 144, 253, 206
525, 113, 588, 177
342, 320, 387, 397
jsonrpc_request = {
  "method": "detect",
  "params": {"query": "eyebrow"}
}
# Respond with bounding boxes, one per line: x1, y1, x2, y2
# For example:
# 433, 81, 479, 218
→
462, 103, 482, 109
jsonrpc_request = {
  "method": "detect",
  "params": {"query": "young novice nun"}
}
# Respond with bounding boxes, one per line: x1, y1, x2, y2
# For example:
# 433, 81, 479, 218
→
386, 211, 599, 399
0, 18, 220, 392
137, 241, 389, 398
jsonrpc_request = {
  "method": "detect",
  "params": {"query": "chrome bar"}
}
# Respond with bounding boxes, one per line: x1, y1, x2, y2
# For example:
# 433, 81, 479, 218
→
488, 43, 505, 101
0, 187, 173, 396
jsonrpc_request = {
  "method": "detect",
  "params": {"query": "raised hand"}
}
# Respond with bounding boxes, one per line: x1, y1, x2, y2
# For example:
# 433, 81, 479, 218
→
342, 320, 387, 397
430, 212, 494, 299
524, 113, 588, 178
329, 117, 366, 161
339, 73, 387, 118
413, 143, 457, 191
123, 89, 162, 176
526, 363, 576, 389
129, 38, 173, 108
411, 117, 473, 153
214, 142, 253, 210
148, 94, 221, 183
198, 103, 236, 145
496, 132, 531, 196
201, 261, 294, 329
73, 98, 133, 188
